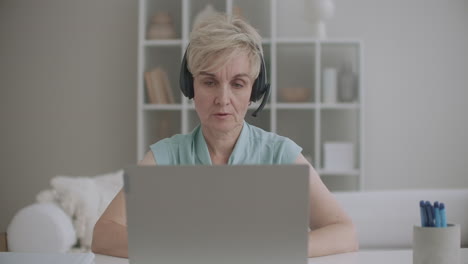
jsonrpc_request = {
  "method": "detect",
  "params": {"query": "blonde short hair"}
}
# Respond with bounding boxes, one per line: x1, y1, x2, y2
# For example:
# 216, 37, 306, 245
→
186, 13, 263, 80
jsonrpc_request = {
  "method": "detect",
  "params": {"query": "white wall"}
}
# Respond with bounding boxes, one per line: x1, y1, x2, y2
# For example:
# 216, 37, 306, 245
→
1, 0, 467, 232
0, 0, 138, 232
326, 0, 468, 189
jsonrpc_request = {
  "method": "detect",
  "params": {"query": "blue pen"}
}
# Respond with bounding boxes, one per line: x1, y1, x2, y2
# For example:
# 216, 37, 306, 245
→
425, 201, 434, 227
422, 201, 431, 227
434, 201, 441, 227
419, 200, 427, 227
440, 203, 447, 227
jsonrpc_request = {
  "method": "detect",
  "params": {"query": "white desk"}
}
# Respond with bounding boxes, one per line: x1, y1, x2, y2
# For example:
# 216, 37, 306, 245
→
95, 248, 468, 264
309, 249, 468, 264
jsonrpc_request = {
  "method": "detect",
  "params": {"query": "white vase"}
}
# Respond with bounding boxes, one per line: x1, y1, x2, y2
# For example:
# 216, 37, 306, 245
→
322, 68, 337, 103
304, 0, 335, 39
338, 66, 357, 102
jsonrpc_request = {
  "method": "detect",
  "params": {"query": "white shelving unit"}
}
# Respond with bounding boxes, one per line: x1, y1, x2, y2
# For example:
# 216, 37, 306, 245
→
137, 0, 364, 191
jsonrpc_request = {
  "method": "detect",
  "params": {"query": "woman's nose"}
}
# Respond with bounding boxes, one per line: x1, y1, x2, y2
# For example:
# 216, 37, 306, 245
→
214, 84, 230, 105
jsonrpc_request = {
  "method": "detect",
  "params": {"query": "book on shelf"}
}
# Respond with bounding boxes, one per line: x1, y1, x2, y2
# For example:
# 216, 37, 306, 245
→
157, 67, 175, 104
144, 71, 158, 104
144, 67, 175, 104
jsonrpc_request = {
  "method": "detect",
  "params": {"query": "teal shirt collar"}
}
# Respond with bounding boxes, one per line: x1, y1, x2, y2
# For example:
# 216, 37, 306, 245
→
194, 125, 211, 165
194, 122, 249, 165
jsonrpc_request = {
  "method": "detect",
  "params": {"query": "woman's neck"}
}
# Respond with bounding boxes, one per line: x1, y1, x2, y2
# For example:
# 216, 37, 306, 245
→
201, 123, 243, 165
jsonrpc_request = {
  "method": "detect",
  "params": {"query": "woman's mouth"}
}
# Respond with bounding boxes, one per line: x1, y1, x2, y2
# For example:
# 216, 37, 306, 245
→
214, 113, 231, 118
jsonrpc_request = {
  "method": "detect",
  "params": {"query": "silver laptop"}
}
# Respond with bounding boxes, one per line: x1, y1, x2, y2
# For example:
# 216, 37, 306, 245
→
124, 165, 309, 264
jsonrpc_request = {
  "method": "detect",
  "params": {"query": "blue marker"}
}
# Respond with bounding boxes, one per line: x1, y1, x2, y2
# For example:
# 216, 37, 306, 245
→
434, 201, 441, 227
419, 200, 427, 227
425, 201, 434, 227
440, 203, 447, 228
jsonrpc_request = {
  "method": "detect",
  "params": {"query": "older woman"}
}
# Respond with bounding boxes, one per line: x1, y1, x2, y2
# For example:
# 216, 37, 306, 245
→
92, 13, 358, 258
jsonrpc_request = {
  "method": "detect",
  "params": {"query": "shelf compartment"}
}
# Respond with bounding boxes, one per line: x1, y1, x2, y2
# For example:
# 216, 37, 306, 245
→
144, 0, 182, 40
276, 43, 316, 103
321, 43, 360, 104
276, 109, 315, 165
143, 110, 182, 150
232, 0, 271, 38
320, 109, 360, 171
144, 46, 182, 104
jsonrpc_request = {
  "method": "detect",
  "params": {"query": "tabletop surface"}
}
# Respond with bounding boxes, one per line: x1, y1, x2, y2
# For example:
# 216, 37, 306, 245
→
95, 248, 468, 264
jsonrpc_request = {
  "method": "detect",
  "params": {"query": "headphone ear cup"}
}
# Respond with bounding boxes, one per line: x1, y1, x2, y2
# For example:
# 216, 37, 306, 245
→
251, 78, 260, 102
251, 57, 269, 102
180, 51, 194, 99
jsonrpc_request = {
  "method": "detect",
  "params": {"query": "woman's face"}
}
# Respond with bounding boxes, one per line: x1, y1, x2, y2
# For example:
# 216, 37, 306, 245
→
193, 53, 253, 134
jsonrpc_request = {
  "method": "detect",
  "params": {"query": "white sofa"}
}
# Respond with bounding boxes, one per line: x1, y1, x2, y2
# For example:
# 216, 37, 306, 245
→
7, 171, 123, 252
7, 187, 467, 252
334, 188, 468, 249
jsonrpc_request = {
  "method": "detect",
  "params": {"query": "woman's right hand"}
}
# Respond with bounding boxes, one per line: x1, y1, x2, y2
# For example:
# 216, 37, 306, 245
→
91, 151, 156, 258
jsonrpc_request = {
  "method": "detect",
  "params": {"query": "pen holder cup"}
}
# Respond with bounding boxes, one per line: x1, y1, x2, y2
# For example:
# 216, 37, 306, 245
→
413, 224, 460, 264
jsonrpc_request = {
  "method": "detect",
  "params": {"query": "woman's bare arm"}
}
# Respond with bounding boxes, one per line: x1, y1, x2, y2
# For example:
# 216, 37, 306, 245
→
91, 189, 128, 257
91, 151, 156, 257
92, 151, 357, 257
295, 154, 359, 257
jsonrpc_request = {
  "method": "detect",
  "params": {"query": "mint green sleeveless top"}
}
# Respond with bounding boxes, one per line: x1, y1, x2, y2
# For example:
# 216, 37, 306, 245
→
150, 122, 302, 165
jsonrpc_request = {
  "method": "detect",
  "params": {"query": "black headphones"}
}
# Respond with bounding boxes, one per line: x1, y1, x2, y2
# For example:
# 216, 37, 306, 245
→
179, 46, 271, 117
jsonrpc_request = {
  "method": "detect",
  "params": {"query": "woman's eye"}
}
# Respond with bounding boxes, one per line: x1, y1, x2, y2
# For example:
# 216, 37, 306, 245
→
233, 83, 244, 88
204, 81, 215, 87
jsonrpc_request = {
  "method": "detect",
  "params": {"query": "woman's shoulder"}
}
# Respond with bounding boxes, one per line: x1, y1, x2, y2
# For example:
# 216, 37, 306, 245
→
149, 131, 194, 154
246, 123, 301, 154
139, 151, 156, 165
150, 132, 194, 148
148, 131, 197, 165
246, 123, 294, 146
244, 123, 302, 164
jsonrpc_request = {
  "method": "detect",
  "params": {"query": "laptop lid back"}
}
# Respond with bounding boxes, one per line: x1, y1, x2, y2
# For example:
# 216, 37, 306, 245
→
124, 165, 309, 264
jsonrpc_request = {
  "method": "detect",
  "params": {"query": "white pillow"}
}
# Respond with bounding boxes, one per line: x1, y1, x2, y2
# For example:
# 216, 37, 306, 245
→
7, 203, 76, 252
36, 170, 123, 250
